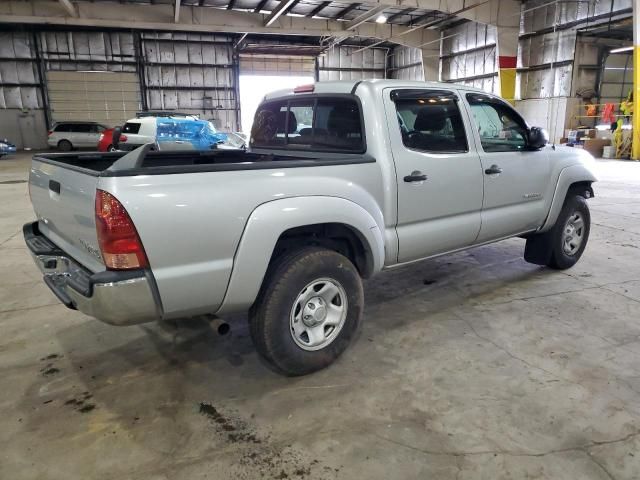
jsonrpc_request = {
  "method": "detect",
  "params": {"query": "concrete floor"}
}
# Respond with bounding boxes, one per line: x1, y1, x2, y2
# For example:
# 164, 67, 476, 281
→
1, 152, 640, 480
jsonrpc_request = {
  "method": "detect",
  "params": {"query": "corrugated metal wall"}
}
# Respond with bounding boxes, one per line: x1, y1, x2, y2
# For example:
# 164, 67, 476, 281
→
388, 46, 424, 81
0, 31, 42, 110
240, 54, 315, 76
599, 52, 633, 106
141, 32, 239, 132
441, 22, 497, 94
0, 28, 241, 147
439, 0, 632, 99
318, 46, 387, 81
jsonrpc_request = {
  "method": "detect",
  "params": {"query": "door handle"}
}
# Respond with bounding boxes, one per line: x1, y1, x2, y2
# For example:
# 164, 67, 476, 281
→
485, 164, 503, 175
49, 180, 61, 194
404, 171, 428, 183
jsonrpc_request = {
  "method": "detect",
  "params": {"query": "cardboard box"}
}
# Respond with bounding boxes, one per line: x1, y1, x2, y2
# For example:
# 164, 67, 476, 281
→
582, 138, 611, 157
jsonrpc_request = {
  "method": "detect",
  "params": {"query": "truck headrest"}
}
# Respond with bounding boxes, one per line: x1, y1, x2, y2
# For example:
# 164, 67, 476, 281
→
414, 107, 447, 132
327, 105, 361, 135
277, 111, 298, 134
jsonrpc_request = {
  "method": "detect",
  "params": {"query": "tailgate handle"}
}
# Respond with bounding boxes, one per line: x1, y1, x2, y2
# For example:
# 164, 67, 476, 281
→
49, 180, 61, 194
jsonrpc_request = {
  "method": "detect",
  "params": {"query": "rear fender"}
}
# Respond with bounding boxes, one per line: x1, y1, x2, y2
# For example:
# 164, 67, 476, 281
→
216, 196, 384, 315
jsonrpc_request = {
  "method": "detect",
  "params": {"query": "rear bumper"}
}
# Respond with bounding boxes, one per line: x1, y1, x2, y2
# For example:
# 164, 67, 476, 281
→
23, 222, 161, 326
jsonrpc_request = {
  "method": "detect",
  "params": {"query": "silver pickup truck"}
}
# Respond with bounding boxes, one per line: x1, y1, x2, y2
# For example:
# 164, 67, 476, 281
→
25, 80, 597, 376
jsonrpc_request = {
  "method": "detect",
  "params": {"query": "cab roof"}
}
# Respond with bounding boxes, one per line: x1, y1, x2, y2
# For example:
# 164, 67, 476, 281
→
263, 79, 488, 101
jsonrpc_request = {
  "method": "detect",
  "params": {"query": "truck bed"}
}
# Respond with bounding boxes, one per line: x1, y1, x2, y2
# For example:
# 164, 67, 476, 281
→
33, 149, 372, 177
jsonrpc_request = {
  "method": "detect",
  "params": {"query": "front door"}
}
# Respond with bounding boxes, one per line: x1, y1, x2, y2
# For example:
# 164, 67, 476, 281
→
385, 88, 484, 263
462, 92, 551, 242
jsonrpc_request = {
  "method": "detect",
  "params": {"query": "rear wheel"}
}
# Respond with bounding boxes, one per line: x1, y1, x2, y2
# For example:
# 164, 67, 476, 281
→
249, 246, 364, 376
58, 140, 72, 152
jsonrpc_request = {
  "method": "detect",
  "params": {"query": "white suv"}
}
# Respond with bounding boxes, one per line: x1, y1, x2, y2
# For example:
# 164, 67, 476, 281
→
48, 122, 108, 151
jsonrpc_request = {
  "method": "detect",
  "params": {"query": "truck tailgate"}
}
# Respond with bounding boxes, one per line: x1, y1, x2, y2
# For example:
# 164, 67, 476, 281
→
29, 158, 105, 273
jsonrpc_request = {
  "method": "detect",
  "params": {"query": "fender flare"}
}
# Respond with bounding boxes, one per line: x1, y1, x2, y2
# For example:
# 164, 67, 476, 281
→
215, 196, 385, 315
539, 164, 597, 233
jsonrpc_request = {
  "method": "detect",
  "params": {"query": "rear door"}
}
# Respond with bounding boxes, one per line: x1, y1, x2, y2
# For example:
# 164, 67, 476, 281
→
462, 92, 550, 242
384, 88, 484, 263
72, 123, 93, 147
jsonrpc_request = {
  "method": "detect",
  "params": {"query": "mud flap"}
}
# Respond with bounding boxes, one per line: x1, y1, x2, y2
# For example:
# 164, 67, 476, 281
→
524, 232, 554, 266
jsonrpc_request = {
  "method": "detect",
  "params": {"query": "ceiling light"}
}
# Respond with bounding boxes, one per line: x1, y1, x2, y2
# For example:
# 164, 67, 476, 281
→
610, 46, 633, 53
375, 14, 387, 23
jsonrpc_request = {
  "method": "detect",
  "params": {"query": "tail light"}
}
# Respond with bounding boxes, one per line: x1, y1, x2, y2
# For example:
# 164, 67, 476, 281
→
47, 130, 53, 136
95, 190, 149, 270
120, 134, 128, 142
99, 133, 104, 141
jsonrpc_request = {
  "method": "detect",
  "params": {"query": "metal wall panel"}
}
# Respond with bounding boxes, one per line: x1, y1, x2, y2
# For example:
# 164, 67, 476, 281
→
141, 32, 239, 131
318, 46, 387, 81
239, 54, 315, 76
389, 46, 424, 81
0, 32, 42, 110
47, 71, 141, 125
599, 52, 633, 106
441, 21, 497, 94
40, 31, 137, 72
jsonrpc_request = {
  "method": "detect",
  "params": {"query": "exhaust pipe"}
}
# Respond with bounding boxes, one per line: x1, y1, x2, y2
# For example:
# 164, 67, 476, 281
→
208, 316, 230, 336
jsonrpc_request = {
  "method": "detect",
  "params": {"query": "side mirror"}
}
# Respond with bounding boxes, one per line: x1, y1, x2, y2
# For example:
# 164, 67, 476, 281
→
112, 126, 122, 150
528, 126, 548, 150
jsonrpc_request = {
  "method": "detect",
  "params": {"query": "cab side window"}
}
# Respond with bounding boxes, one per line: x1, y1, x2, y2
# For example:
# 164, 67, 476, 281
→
466, 94, 528, 152
392, 90, 468, 154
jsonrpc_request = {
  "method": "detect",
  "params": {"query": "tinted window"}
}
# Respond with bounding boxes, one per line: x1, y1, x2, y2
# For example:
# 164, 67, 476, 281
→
122, 122, 142, 134
393, 91, 467, 153
466, 94, 528, 152
251, 97, 363, 152
54, 124, 70, 132
70, 123, 91, 133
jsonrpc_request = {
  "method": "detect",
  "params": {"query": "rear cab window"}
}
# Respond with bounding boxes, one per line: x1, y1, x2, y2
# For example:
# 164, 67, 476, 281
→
250, 96, 365, 153
122, 122, 142, 134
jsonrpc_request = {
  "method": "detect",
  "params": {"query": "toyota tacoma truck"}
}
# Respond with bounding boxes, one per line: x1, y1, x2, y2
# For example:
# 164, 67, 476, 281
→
24, 80, 596, 376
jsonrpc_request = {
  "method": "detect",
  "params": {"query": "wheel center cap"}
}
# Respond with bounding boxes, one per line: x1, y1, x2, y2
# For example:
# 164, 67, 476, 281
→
302, 297, 327, 327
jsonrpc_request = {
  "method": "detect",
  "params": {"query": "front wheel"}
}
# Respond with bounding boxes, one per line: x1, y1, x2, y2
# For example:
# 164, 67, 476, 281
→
525, 194, 591, 270
249, 247, 364, 376
548, 195, 591, 269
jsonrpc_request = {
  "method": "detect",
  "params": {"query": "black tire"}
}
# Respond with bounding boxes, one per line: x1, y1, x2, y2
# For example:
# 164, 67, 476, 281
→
58, 140, 72, 152
249, 246, 364, 376
546, 195, 590, 269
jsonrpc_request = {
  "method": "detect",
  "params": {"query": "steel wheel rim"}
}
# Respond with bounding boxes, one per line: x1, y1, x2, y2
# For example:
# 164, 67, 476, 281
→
289, 277, 348, 351
562, 212, 585, 256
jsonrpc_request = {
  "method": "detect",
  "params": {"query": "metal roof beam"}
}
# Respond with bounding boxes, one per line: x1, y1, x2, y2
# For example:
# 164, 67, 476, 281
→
254, 0, 269, 13
386, 7, 415, 23
334, 3, 361, 19
174, 0, 181, 22
58, 0, 78, 17
307, 1, 331, 18
345, 5, 387, 30
264, 0, 299, 26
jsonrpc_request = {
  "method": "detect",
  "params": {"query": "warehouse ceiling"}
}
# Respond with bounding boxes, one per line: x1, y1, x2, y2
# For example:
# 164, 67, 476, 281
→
2, 0, 480, 51
42, 0, 458, 27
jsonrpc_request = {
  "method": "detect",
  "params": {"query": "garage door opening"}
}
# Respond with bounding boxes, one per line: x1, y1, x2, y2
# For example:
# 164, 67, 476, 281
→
239, 75, 314, 136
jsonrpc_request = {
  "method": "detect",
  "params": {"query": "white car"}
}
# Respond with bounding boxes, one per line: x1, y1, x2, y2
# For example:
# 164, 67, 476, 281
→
117, 113, 226, 151
47, 122, 108, 151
